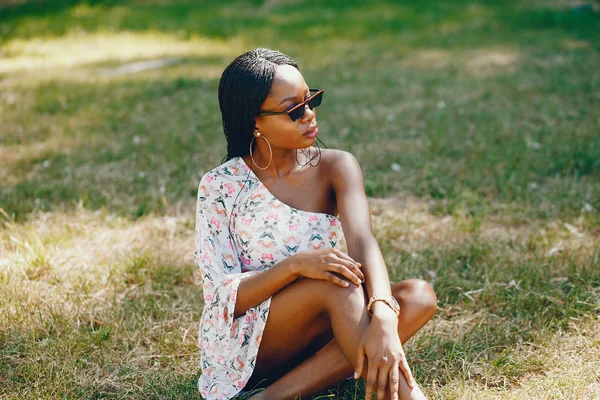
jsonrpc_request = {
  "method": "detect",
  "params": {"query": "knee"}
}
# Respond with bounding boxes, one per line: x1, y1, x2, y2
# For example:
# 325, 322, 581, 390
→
323, 279, 367, 311
334, 279, 367, 303
393, 279, 437, 319
307, 278, 366, 312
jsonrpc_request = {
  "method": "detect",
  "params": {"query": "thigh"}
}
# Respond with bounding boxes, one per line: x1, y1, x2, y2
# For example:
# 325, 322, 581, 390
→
249, 278, 335, 380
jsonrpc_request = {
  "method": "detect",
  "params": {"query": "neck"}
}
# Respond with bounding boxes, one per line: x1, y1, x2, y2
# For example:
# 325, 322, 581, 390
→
248, 144, 315, 180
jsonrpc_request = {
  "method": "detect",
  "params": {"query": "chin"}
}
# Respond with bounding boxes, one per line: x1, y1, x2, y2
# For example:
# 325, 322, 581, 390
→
300, 136, 317, 144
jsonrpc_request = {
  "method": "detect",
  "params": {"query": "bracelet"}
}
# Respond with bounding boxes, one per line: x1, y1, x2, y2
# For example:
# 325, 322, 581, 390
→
367, 295, 400, 317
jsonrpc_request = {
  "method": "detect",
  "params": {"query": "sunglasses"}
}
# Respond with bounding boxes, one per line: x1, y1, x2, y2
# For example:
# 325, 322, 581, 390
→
257, 88, 324, 122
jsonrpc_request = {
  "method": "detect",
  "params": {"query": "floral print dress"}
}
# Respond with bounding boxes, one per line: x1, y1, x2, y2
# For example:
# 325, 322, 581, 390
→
194, 156, 345, 399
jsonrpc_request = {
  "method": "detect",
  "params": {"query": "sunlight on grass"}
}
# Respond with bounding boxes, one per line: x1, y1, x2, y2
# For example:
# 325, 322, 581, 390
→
398, 46, 518, 76
0, 209, 201, 397
1, 197, 598, 398
1, 31, 244, 75
0, 209, 195, 289
465, 49, 518, 77
401, 49, 453, 70
428, 318, 600, 399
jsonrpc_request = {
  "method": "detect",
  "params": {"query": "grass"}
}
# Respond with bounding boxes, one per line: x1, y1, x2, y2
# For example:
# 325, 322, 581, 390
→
1, 0, 599, 398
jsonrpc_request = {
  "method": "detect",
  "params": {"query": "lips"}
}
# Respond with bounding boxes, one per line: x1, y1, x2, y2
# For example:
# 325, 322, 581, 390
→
303, 125, 318, 137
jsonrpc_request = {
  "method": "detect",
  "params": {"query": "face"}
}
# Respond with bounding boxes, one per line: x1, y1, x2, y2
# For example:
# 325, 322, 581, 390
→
254, 64, 318, 149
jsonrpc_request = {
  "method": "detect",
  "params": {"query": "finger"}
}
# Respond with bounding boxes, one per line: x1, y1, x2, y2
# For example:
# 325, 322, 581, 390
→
339, 259, 365, 282
332, 257, 365, 282
398, 356, 415, 389
325, 272, 350, 287
333, 249, 362, 266
329, 251, 364, 281
329, 264, 362, 286
348, 262, 365, 282
389, 362, 400, 400
377, 363, 391, 400
365, 363, 378, 400
354, 347, 365, 380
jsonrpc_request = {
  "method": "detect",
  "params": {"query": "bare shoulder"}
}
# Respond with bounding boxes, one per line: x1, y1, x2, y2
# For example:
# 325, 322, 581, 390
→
319, 149, 370, 227
320, 148, 364, 190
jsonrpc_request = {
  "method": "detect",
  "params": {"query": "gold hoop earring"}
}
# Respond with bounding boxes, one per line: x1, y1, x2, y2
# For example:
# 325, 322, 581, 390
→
249, 132, 272, 170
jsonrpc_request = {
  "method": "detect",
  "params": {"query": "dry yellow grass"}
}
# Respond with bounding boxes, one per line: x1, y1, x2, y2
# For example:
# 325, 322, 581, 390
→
1, 196, 597, 398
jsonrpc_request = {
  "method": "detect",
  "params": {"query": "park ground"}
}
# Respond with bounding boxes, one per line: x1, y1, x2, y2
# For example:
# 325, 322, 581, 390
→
1, 0, 599, 398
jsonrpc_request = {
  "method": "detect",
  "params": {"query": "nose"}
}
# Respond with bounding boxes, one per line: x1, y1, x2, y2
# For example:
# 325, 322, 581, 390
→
299, 103, 315, 124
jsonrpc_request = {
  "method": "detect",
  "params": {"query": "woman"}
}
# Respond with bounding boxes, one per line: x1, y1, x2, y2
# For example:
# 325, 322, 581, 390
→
195, 48, 437, 400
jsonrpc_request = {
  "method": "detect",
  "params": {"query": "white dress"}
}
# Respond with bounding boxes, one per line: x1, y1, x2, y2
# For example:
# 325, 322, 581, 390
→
195, 156, 345, 399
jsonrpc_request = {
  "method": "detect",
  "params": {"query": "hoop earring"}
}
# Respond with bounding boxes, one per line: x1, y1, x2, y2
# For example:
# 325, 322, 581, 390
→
249, 132, 272, 170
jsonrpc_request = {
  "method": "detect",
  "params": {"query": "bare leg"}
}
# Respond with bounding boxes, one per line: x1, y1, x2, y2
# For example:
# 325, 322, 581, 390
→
244, 274, 369, 394
247, 279, 437, 399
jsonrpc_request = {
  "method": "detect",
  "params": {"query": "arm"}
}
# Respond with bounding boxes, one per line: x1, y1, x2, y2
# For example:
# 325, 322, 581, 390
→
235, 247, 365, 318
330, 151, 416, 397
195, 172, 268, 325
196, 171, 305, 320
329, 151, 397, 321
234, 258, 298, 318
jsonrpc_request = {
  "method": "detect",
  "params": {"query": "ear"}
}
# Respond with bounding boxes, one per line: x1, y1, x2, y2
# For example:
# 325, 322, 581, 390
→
252, 122, 260, 136
253, 114, 264, 133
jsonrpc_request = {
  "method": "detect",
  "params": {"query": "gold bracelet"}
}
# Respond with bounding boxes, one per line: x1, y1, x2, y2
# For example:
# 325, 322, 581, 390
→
367, 295, 400, 317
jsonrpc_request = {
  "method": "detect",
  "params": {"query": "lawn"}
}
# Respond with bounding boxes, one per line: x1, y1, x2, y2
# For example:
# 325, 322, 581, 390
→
1, 0, 599, 398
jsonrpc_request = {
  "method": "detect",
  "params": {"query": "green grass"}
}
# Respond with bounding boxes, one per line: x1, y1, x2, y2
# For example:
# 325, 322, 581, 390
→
1, 0, 599, 398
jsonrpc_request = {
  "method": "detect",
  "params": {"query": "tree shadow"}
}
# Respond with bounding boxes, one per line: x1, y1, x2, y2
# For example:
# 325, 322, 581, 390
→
2, 0, 598, 47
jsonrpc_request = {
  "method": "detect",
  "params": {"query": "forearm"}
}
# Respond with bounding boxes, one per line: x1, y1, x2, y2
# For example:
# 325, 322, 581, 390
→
234, 257, 299, 318
349, 235, 398, 320
349, 236, 392, 297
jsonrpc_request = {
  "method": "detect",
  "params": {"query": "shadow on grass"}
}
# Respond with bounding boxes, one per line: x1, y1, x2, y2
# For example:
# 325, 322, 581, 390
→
2, 0, 599, 47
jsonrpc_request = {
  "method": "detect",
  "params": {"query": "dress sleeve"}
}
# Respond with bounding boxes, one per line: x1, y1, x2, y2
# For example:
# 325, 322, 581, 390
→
194, 172, 260, 326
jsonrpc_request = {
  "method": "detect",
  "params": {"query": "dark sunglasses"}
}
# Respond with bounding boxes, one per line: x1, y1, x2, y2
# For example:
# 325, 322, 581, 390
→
257, 88, 324, 121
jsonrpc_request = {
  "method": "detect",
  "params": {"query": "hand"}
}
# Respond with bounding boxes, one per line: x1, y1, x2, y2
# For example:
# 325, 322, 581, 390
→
290, 248, 365, 288
354, 318, 415, 400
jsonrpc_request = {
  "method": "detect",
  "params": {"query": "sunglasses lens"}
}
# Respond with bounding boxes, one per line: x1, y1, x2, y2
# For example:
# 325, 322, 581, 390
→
288, 107, 305, 121
287, 90, 324, 121
308, 91, 323, 109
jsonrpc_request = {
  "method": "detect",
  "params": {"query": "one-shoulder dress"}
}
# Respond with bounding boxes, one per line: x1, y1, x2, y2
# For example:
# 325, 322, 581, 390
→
194, 156, 345, 399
